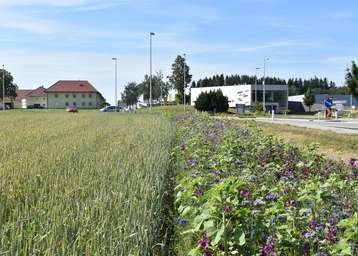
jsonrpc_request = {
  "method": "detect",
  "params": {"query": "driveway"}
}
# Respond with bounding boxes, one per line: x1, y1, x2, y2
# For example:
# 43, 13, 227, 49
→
255, 118, 358, 134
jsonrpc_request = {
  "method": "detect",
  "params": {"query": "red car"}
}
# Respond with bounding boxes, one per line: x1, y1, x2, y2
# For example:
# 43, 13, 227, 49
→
66, 106, 78, 113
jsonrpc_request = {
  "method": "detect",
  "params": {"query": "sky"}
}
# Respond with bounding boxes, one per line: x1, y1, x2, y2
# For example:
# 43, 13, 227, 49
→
0, 0, 358, 104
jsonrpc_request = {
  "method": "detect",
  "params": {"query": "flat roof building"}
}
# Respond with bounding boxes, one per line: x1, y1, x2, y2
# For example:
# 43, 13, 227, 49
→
191, 84, 288, 112
289, 94, 358, 113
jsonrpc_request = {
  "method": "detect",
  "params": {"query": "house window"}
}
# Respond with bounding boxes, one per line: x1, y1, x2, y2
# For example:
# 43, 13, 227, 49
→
82, 102, 85, 106
89, 102, 92, 106
73, 94, 77, 98
88, 94, 92, 98
55, 94, 58, 98
65, 102, 69, 106
82, 94, 85, 98
65, 94, 69, 98
73, 102, 76, 106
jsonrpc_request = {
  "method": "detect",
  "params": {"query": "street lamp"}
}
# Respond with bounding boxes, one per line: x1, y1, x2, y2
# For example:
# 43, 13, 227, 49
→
149, 32, 155, 109
183, 53, 186, 111
2, 65, 4, 111
255, 67, 260, 103
263, 58, 270, 112
112, 58, 118, 111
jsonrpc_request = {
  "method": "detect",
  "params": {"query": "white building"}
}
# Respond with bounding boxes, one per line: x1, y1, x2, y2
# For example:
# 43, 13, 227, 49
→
191, 84, 288, 112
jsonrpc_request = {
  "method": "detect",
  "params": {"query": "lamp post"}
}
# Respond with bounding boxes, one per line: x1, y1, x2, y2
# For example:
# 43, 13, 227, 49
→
263, 58, 270, 112
183, 53, 186, 111
2, 65, 4, 111
149, 32, 155, 109
255, 67, 260, 103
112, 58, 118, 111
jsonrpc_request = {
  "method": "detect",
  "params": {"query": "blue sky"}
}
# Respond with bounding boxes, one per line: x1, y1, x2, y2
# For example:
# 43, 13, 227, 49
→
0, 0, 357, 104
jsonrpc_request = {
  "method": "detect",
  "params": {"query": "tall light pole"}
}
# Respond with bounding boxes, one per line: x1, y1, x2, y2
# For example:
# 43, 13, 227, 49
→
255, 67, 260, 103
263, 58, 270, 112
149, 32, 155, 109
183, 53, 186, 111
112, 58, 118, 111
2, 65, 4, 111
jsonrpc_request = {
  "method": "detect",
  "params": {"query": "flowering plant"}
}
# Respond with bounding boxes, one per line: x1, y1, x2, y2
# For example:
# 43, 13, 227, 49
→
174, 114, 357, 255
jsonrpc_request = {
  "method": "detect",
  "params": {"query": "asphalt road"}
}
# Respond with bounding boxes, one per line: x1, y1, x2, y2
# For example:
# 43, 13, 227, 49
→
256, 118, 358, 134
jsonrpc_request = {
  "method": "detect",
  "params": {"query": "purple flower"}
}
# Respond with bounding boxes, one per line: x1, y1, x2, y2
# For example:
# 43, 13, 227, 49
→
265, 192, 280, 201
309, 220, 322, 230
203, 251, 212, 256
303, 242, 310, 253
194, 188, 204, 197
302, 167, 310, 176
179, 144, 186, 151
240, 189, 249, 197
349, 158, 358, 168
198, 239, 209, 250
326, 227, 337, 243
175, 218, 189, 225
263, 244, 274, 254
200, 231, 208, 239
328, 219, 336, 226
224, 206, 232, 213
253, 199, 266, 206
187, 158, 195, 166
303, 231, 316, 239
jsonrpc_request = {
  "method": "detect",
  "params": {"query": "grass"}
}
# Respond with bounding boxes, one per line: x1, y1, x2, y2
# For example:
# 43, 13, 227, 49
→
0, 111, 175, 255
256, 121, 358, 162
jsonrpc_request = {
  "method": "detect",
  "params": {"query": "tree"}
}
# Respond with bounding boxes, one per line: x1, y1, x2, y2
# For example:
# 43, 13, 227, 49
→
138, 71, 169, 101
0, 68, 17, 101
303, 88, 315, 112
168, 55, 192, 104
121, 82, 139, 107
346, 61, 358, 100
194, 90, 228, 113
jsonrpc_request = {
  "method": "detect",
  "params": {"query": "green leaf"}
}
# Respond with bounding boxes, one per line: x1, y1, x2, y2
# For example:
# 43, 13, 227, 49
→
239, 232, 246, 246
212, 223, 225, 246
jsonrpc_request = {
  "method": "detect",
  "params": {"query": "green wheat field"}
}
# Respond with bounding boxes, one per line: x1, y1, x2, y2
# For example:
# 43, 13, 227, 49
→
0, 111, 175, 255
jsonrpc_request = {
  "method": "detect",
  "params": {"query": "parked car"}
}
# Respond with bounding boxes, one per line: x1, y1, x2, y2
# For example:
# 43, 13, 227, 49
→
99, 106, 121, 112
66, 106, 78, 113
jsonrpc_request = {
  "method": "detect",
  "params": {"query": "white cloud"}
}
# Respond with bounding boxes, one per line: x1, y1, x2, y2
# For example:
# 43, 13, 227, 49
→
0, 15, 56, 34
0, 0, 88, 6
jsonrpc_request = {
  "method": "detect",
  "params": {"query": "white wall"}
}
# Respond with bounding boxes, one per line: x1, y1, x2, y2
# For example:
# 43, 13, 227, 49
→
190, 85, 252, 108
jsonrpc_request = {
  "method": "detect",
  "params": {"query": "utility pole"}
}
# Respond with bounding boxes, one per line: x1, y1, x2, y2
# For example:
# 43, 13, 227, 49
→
149, 32, 155, 109
263, 58, 270, 112
255, 67, 260, 103
112, 58, 118, 111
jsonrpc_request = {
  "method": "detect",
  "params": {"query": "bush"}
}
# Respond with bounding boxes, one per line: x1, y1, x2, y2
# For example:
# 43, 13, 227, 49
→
253, 101, 263, 112
195, 90, 229, 113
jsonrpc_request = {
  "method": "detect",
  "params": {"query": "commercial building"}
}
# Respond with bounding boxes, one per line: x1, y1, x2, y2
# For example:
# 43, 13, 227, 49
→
288, 94, 358, 113
190, 84, 288, 112
46, 80, 105, 109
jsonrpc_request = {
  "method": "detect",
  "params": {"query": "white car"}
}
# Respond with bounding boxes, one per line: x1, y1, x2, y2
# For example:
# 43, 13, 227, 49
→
99, 106, 121, 112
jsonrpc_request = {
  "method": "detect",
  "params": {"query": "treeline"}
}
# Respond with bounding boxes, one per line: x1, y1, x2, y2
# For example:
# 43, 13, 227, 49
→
192, 73, 347, 96
193, 74, 286, 88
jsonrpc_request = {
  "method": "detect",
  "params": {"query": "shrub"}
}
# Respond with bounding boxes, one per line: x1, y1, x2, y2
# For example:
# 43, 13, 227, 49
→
253, 101, 263, 112
195, 90, 229, 113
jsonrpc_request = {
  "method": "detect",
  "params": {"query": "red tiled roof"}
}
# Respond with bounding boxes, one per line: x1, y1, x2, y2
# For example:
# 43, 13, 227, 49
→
46, 80, 98, 93
27, 86, 47, 97
16, 89, 33, 100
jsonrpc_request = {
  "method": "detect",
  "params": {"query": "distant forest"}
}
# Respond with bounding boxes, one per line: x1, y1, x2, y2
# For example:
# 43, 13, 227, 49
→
191, 74, 349, 96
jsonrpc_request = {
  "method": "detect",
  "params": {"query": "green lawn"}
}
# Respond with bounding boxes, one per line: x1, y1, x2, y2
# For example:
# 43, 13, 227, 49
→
256, 121, 358, 162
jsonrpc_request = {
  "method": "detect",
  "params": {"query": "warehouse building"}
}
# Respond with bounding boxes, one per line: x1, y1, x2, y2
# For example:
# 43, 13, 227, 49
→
288, 94, 358, 113
190, 84, 288, 113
